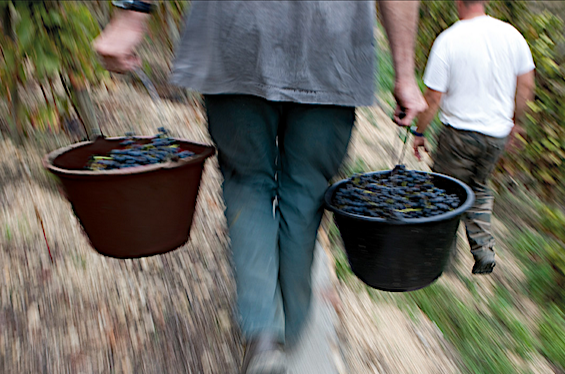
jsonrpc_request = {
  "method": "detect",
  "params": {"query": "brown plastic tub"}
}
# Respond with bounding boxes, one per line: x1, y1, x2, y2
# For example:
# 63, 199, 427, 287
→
43, 136, 215, 258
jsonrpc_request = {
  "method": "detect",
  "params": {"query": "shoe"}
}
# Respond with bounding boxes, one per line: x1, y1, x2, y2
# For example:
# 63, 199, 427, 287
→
240, 333, 287, 374
472, 248, 496, 275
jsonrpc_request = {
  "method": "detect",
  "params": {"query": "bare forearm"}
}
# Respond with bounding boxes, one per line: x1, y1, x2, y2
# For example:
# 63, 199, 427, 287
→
514, 70, 535, 126
109, 9, 151, 33
379, 1, 420, 84
415, 103, 439, 133
415, 88, 442, 133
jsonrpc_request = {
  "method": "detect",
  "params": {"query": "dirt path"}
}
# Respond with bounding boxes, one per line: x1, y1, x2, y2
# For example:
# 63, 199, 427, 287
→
1, 82, 242, 374
0, 80, 497, 374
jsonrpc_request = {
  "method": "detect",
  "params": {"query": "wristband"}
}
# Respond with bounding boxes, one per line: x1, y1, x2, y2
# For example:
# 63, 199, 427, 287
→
410, 126, 424, 137
112, 1, 154, 14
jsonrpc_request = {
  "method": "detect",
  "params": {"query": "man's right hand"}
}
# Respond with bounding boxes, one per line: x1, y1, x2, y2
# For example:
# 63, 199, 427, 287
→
378, 1, 427, 127
393, 79, 428, 127
93, 10, 150, 73
505, 123, 526, 154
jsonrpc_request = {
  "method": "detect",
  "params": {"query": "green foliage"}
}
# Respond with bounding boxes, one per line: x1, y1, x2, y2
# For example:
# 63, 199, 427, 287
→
505, 10, 565, 202
0, 1, 104, 133
416, 2, 458, 75
4, 224, 12, 242
417, 2, 565, 202
333, 244, 354, 283
375, 23, 395, 111
147, 1, 190, 51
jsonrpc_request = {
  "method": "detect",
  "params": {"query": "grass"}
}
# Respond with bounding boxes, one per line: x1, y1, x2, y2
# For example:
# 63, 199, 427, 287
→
327, 219, 354, 283
539, 306, 565, 370
342, 157, 369, 178
497, 187, 565, 370
4, 224, 12, 241
406, 284, 531, 374
376, 36, 396, 115
359, 107, 380, 128
511, 231, 565, 304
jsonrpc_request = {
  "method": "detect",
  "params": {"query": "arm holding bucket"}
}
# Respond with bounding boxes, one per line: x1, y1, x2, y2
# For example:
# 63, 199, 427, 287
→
412, 88, 443, 161
379, 1, 427, 127
411, 33, 447, 161
93, 7, 152, 73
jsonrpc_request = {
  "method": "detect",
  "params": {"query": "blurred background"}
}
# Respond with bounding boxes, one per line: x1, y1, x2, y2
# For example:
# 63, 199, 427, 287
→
0, 1, 564, 373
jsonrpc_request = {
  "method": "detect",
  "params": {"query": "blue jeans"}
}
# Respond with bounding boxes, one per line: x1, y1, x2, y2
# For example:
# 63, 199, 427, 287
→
205, 94, 354, 343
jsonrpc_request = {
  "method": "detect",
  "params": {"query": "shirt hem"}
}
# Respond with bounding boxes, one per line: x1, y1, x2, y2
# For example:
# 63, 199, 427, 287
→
443, 122, 512, 138
170, 74, 375, 108
423, 79, 447, 93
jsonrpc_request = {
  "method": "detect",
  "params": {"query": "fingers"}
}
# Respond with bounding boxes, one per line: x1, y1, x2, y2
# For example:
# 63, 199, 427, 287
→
412, 138, 428, 161
397, 108, 418, 127
393, 106, 410, 126
505, 137, 516, 153
392, 82, 428, 127
99, 57, 124, 74
413, 142, 421, 161
123, 53, 142, 72
507, 138, 523, 154
98, 53, 140, 74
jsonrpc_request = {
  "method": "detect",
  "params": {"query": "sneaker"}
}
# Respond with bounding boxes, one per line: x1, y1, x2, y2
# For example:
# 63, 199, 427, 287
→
240, 333, 287, 374
472, 248, 496, 275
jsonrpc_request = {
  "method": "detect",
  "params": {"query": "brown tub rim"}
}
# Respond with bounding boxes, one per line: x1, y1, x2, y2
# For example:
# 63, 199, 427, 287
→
43, 136, 216, 177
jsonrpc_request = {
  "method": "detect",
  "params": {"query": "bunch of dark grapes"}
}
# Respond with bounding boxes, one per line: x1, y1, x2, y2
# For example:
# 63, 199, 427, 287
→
332, 165, 461, 220
86, 127, 195, 171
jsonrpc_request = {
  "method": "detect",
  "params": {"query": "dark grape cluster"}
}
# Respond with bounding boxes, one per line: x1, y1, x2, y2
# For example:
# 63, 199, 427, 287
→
86, 127, 195, 171
332, 165, 461, 220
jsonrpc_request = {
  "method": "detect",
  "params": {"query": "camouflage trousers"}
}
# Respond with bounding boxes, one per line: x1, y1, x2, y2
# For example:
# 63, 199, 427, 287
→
432, 125, 507, 254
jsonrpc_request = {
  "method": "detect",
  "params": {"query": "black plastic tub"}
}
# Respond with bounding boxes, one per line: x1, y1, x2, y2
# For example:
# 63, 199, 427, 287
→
324, 170, 475, 292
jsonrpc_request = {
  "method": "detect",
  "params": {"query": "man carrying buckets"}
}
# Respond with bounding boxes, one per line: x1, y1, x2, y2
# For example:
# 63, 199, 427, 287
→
412, 0, 535, 274
94, 1, 426, 373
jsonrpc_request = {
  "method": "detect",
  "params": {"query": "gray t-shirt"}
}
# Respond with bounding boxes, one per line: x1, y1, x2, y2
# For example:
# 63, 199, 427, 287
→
171, 1, 376, 107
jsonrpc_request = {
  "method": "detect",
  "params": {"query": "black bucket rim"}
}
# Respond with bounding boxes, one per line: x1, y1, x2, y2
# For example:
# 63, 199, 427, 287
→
43, 136, 216, 177
324, 169, 475, 225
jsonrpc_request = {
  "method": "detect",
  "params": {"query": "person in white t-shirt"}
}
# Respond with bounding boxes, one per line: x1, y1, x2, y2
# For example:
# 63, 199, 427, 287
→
412, 0, 535, 274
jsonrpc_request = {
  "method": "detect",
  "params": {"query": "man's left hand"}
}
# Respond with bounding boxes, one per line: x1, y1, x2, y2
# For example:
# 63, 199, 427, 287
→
393, 79, 427, 127
413, 136, 429, 161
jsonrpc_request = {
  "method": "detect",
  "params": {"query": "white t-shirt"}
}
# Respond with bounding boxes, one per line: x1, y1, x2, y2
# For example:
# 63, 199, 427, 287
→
423, 15, 535, 138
